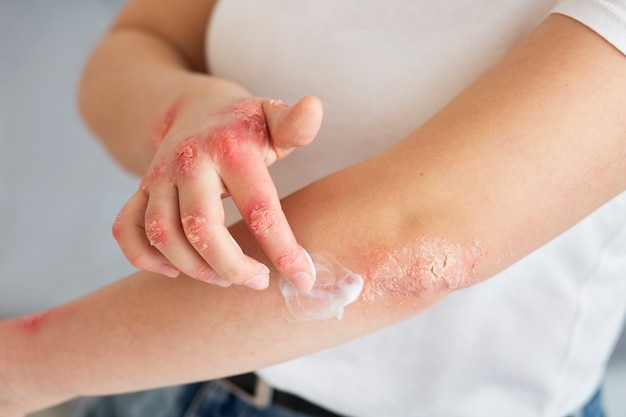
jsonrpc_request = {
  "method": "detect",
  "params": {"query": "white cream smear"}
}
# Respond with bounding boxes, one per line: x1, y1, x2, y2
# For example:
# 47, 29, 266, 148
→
279, 252, 364, 322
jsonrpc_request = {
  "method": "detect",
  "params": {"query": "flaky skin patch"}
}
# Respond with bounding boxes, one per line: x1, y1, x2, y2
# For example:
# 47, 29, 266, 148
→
361, 236, 485, 301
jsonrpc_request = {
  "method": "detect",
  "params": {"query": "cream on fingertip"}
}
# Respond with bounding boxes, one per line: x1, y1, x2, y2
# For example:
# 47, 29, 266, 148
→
279, 252, 363, 321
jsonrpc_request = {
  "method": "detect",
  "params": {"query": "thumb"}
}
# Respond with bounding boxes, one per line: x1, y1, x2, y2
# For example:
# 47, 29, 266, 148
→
262, 96, 323, 163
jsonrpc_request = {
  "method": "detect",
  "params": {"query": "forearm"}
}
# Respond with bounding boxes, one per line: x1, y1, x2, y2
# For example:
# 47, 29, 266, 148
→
0, 226, 434, 403
78, 19, 247, 175
3, 13, 625, 410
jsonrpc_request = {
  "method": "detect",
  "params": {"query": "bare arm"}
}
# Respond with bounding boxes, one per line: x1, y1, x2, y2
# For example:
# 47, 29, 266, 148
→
2, 13, 626, 416
78, 0, 221, 174
79, 0, 321, 290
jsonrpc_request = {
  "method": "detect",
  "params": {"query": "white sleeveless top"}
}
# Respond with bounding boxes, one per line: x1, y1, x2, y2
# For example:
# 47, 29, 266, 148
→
207, 2, 626, 416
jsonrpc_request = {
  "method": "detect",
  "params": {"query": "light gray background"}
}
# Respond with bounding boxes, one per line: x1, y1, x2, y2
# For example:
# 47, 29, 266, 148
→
0, 1, 623, 416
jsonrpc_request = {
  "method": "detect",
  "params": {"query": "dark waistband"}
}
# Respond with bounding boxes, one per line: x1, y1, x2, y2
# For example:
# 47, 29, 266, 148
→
225, 372, 345, 417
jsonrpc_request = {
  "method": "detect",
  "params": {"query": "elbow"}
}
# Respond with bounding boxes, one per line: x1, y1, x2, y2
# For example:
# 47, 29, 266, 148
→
76, 49, 109, 156
76, 52, 94, 138
359, 236, 486, 303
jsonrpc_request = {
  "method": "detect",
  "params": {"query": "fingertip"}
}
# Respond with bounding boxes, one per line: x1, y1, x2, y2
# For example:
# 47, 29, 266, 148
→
288, 249, 317, 292
244, 274, 270, 290
289, 271, 315, 292
156, 263, 180, 278
264, 95, 323, 153
205, 274, 233, 288
297, 95, 323, 116
303, 248, 317, 282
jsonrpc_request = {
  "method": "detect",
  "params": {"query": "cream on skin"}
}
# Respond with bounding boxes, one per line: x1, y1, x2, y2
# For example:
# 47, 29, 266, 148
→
279, 252, 364, 322
279, 237, 484, 321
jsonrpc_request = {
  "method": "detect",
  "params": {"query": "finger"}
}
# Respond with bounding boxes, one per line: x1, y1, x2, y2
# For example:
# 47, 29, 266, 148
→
262, 96, 323, 164
221, 149, 316, 291
112, 188, 180, 278
143, 177, 221, 283
177, 165, 271, 290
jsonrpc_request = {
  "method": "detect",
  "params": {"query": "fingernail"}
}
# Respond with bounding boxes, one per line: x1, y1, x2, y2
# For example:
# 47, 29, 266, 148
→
157, 263, 180, 278
289, 249, 316, 292
245, 274, 269, 290
206, 274, 232, 288
290, 271, 314, 292
303, 249, 316, 282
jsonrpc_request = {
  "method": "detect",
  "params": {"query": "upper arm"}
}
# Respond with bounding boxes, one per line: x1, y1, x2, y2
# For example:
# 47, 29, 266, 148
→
111, 0, 220, 73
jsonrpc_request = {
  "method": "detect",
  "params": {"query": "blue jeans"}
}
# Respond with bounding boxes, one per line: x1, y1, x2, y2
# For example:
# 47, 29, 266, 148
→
74, 380, 323, 417
569, 387, 604, 417
73, 380, 605, 417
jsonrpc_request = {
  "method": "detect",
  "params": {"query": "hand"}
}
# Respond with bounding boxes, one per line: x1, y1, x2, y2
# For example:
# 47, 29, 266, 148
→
113, 95, 323, 291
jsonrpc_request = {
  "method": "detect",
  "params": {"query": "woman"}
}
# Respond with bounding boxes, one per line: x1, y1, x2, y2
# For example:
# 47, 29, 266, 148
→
1, 1, 625, 416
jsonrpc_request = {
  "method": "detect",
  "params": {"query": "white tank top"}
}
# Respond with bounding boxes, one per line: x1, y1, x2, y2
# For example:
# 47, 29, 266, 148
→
207, 2, 626, 416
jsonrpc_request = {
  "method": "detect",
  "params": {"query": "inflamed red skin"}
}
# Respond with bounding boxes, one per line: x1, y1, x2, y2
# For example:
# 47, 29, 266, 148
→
113, 97, 321, 291
358, 236, 486, 303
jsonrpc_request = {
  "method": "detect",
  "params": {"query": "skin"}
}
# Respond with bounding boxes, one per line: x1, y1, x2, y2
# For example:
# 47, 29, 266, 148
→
1, 4, 625, 417
279, 252, 365, 321
112, 94, 322, 290
80, 0, 322, 290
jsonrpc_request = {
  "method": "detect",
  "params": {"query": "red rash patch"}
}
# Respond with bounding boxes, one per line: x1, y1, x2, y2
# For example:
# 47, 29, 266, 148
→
145, 215, 167, 246
182, 214, 210, 250
152, 99, 183, 149
141, 157, 168, 189
145, 99, 271, 186
247, 201, 278, 236
209, 127, 242, 164
112, 208, 126, 240
210, 99, 270, 168
231, 99, 265, 123
360, 236, 486, 301
18, 310, 50, 335
175, 138, 200, 177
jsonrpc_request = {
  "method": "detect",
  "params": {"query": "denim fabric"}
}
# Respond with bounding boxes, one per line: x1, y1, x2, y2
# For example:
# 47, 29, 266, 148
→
573, 388, 605, 417
74, 380, 604, 417
74, 380, 324, 417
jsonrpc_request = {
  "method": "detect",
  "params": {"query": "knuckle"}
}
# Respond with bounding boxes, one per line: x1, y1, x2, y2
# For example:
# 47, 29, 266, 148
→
181, 213, 214, 251
246, 202, 279, 237
219, 262, 249, 285
125, 251, 154, 272
145, 213, 169, 247
142, 158, 168, 188
174, 138, 200, 178
194, 265, 217, 282
209, 111, 269, 168
209, 127, 243, 166
276, 246, 300, 273
111, 212, 125, 241
231, 99, 268, 141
